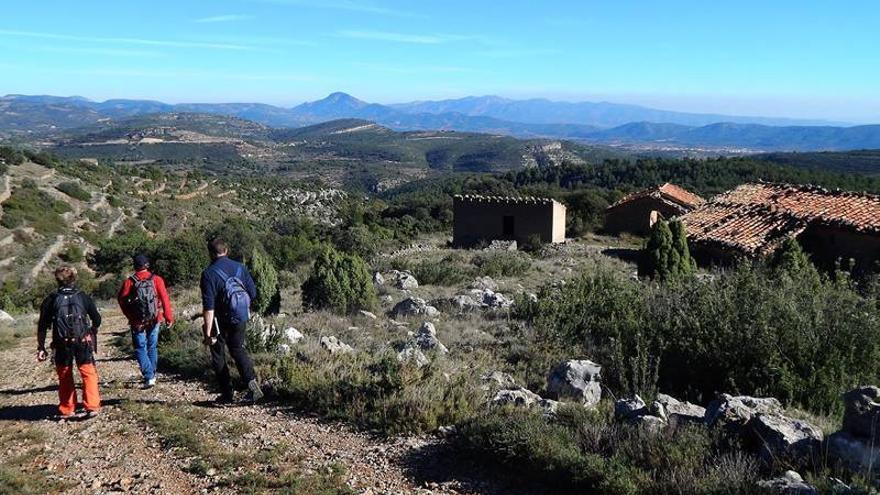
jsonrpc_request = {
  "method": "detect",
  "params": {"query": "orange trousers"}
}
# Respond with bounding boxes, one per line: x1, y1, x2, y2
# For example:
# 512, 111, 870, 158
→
56, 363, 101, 415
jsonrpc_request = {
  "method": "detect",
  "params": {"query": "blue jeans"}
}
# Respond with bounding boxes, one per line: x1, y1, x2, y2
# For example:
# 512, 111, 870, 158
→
131, 323, 160, 381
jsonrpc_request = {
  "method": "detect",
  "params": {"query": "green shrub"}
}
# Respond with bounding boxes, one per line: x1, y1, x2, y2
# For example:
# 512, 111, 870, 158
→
91, 231, 209, 287
518, 264, 880, 414
457, 406, 760, 494
641, 219, 694, 279
0, 146, 26, 167
141, 204, 165, 233
273, 351, 478, 435
56, 181, 91, 201
301, 246, 376, 314
0, 181, 71, 234
472, 251, 532, 278
59, 244, 84, 263
247, 247, 280, 315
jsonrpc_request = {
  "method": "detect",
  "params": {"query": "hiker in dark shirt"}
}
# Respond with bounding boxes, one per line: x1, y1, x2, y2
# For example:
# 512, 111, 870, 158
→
37, 265, 102, 419
200, 238, 263, 404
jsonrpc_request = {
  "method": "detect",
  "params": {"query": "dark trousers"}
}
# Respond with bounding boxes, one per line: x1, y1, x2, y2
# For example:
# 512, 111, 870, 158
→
209, 320, 256, 397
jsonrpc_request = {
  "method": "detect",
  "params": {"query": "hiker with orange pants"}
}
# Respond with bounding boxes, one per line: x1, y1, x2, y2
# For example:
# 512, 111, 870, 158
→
37, 265, 103, 419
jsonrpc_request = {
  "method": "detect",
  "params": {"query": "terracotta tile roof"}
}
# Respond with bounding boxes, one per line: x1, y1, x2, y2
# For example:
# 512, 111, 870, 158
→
681, 183, 880, 256
454, 194, 561, 206
607, 183, 705, 211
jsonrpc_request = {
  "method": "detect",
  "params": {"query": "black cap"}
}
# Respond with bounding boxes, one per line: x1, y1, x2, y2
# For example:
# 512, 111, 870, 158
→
133, 254, 150, 269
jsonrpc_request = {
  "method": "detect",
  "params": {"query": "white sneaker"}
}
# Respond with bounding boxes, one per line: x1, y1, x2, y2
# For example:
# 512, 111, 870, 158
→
144, 378, 157, 388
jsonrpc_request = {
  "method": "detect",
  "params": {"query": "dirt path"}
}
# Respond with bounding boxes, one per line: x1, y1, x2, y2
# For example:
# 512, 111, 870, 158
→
0, 175, 11, 204
0, 308, 532, 495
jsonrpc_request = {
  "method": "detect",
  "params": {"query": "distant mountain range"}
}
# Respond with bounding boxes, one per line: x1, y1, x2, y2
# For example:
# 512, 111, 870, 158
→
2, 92, 880, 152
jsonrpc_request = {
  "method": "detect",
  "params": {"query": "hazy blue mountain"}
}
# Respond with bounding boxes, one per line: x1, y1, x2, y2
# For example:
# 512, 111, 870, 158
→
390, 95, 848, 127
3, 92, 880, 151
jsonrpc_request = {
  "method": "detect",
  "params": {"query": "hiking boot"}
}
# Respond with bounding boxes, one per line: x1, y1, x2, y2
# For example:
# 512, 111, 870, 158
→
243, 379, 264, 403
143, 377, 156, 389
214, 393, 234, 406
55, 413, 77, 422
82, 410, 99, 420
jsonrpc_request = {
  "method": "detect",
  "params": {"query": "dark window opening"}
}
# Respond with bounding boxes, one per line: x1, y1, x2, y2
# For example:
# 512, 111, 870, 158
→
503, 216, 515, 237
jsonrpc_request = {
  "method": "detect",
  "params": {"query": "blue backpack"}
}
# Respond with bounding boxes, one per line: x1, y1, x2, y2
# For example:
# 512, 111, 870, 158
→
213, 265, 251, 325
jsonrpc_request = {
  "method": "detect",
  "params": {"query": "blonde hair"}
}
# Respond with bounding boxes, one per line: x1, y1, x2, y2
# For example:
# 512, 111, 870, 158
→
54, 265, 78, 286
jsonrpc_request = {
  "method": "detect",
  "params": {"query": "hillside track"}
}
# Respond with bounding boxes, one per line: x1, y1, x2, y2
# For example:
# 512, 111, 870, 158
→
0, 307, 538, 494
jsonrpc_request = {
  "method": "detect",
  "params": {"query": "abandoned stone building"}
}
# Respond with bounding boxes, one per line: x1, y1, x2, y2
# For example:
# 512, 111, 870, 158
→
680, 182, 880, 273
452, 194, 566, 247
604, 183, 704, 235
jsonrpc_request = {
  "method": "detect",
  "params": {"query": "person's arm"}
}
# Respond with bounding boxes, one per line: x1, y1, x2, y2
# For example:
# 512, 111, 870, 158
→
242, 266, 257, 302
155, 276, 174, 324
117, 277, 133, 321
85, 294, 102, 330
36, 296, 52, 360
201, 270, 216, 344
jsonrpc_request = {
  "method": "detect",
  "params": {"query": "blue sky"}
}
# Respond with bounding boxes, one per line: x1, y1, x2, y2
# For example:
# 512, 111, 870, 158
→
1, 0, 878, 122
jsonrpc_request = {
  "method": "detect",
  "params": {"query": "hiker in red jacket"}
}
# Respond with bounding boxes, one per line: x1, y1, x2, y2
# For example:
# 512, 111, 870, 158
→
118, 254, 173, 388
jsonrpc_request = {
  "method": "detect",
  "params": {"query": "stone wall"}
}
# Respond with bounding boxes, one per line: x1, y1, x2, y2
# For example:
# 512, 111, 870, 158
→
452, 195, 566, 247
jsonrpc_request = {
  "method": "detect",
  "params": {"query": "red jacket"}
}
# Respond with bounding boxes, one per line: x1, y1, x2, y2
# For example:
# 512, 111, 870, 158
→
118, 269, 174, 328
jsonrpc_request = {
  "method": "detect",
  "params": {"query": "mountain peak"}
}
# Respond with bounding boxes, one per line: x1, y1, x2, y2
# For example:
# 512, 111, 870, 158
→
322, 92, 366, 106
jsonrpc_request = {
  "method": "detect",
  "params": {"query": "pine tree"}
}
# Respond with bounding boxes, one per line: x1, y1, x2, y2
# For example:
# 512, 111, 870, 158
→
248, 247, 280, 315
642, 219, 696, 279
302, 245, 376, 314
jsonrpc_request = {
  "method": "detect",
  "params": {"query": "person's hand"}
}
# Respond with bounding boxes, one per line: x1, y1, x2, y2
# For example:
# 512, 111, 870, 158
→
37, 350, 48, 362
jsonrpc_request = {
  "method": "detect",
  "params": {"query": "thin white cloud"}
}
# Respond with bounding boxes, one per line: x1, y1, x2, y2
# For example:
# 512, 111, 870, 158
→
3, 64, 321, 82
337, 30, 473, 45
353, 62, 475, 74
254, 0, 420, 18
34, 45, 165, 58
195, 14, 255, 23
0, 28, 255, 51
475, 48, 561, 59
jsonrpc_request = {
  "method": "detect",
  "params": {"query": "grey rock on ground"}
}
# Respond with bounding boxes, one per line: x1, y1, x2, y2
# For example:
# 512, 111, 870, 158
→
492, 387, 542, 408
396, 346, 429, 368
391, 270, 419, 290
705, 394, 783, 430
841, 386, 880, 441
614, 395, 648, 422
655, 393, 706, 428
750, 413, 823, 466
414, 321, 448, 354
757, 471, 818, 495
358, 310, 377, 320
320, 336, 353, 355
547, 360, 602, 407
391, 297, 439, 318
282, 327, 303, 345
0, 309, 14, 324
372, 271, 385, 286
470, 276, 498, 291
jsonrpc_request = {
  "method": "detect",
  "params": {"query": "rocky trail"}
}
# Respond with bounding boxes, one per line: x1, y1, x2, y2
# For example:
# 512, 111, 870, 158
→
0, 308, 537, 495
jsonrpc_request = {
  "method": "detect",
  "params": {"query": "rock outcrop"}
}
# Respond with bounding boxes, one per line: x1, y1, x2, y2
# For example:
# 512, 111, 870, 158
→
705, 394, 783, 431
750, 413, 823, 466
756, 471, 818, 495
320, 336, 353, 355
392, 297, 439, 318
841, 386, 880, 441
547, 360, 602, 407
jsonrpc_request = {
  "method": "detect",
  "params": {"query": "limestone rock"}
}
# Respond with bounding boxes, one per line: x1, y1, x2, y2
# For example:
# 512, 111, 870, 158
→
372, 271, 385, 286
0, 310, 14, 324
547, 360, 602, 407
392, 297, 439, 318
756, 471, 818, 495
841, 386, 880, 441
358, 310, 377, 320
470, 276, 498, 291
480, 370, 516, 390
449, 295, 483, 313
751, 413, 823, 466
413, 321, 448, 354
655, 393, 706, 428
282, 327, 303, 345
320, 336, 353, 355
492, 387, 542, 408
705, 394, 783, 430
396, 346, 429, 368
614, 395, 648, 422
394, 271, 419, 290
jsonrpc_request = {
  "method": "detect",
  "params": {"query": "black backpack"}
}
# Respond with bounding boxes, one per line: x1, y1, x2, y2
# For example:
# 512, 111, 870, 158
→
125, 274, 159, 324
54, 290, 90, 343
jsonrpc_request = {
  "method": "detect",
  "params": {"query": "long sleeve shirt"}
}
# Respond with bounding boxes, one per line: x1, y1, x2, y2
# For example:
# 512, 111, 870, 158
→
37, 286, 101, 351
117, 269, 174, 327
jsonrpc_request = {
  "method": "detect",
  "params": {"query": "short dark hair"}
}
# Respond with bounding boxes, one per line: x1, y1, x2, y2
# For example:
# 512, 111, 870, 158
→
207, 238, 229, 257
54, 265, 78, 286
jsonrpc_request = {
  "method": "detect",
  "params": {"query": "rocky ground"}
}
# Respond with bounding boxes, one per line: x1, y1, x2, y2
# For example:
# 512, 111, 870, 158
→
0, 308, 543, 495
